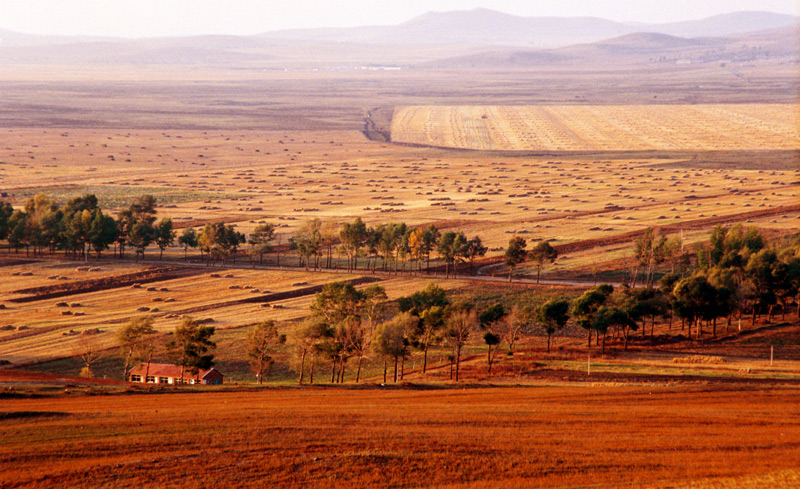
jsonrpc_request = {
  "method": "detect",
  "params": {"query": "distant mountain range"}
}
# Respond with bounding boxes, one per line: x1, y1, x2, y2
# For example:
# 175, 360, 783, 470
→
0, 9, 796, 67
259, 9, 799, 48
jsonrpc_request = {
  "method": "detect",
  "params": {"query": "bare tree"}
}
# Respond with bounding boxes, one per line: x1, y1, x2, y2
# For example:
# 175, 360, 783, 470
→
248, 320, 286, 384
117, 316, 156, 381
445, 306, 477, 381
74, 333, 104, 378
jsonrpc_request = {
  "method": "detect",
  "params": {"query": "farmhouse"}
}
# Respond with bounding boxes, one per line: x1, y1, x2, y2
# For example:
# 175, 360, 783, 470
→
129, 363, 224, 385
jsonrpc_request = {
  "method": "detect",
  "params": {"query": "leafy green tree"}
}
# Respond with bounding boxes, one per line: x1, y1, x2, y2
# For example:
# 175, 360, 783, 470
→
294, 218, 323, 270
437, 231, 467, 277
673, 275, 722, 338
535, 299, 570, 352
400, 282, 450, 373
0, 200, 14, 241
248, 320, 286, 384
310, 281, 366, 325
178, 227, 198, 260
309, 281, 368, 382
504, 236, 527, 282
421, 224, 441, 272
373, 311, 415, 383
479, 303, 506, 372
745, 249, 781, 324
592, 306, 636, 354
224, 226, 246, 264
7, 210, 27, 253
154, 217, 176, 260
166, 317, 216, 382
572, 285, 613, 347
88, 209, 118, 257
463, 235, 488, 268
128, 220, 155, 262
339, 217, 367, 272
528, 241, 558, 284
198, 222, 243, 265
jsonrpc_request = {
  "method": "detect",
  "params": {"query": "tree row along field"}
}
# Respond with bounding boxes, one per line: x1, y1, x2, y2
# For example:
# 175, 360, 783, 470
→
1, 128, 797, 280
2, 387, 800, 489
391, 104, 800, 151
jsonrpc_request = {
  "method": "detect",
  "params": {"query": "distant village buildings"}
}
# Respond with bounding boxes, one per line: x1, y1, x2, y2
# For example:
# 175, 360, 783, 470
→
129, 363, 223, 385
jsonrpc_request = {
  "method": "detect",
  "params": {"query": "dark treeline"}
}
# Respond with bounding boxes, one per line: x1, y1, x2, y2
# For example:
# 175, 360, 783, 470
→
0, 193, 492, 274
243, 222, 800, 383
0, 193, 174, 261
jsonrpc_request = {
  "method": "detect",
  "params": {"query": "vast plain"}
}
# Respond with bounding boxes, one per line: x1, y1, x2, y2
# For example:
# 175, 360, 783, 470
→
1, 9, 799, 488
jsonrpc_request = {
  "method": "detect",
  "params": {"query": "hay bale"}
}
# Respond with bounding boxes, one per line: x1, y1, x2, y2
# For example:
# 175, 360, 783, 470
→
209, 273, 221, 278
55, 302, 69, 307
69, 303, 81, 308
146, 286, 157, 292
164, 298, 175, 303
16, 325, 29, 331
136, 306, 150, 312
152, 297, 164, 302
132, 283, 142, 289
0, 325, 16, 331
672, 355, 723, 364
159, 287, 169, 292
61, 311, 73, 316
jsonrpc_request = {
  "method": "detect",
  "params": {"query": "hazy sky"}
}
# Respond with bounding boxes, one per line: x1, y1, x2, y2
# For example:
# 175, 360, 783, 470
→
1, 0, 797, 37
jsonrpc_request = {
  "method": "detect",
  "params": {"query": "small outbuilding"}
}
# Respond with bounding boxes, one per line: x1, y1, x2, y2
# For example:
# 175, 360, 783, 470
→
129, 363, 223, 385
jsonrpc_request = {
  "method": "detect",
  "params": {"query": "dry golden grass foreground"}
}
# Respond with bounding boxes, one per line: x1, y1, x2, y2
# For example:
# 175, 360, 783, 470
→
391, 104, 800, 151
2, 386, 800, 489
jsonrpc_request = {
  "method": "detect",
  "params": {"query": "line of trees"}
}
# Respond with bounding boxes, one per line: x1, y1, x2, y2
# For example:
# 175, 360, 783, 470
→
288, 217, 487, 276
291, 281, 580, 383
109, 222, 799, 384
0, 193, 175, 261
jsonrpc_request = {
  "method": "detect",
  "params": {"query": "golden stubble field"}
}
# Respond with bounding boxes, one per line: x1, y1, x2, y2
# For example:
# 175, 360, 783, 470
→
1, 386, 799, 489
1, 125, 798, 272
391, 104, 800, 151
0, 259, 468, 366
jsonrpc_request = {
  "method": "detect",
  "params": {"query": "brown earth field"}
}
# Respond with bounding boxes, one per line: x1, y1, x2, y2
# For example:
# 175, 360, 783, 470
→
1, 385, 800, 489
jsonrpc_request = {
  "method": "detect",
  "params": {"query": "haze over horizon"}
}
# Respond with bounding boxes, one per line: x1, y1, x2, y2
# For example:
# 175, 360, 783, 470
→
0, 0, 797, 38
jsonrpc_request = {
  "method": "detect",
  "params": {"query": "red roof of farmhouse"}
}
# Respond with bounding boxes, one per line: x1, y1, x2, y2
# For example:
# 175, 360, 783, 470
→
130, 363, 220, 379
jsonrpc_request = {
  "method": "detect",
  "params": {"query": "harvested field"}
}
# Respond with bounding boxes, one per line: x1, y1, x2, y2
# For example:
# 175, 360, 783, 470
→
9, 267, 207, 303
1, 386, 800, 488
0, 260, 467, 366
391, 104, 800, 151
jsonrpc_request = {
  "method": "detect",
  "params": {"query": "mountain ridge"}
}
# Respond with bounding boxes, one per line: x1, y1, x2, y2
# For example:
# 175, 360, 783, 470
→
1, 9, 796, 49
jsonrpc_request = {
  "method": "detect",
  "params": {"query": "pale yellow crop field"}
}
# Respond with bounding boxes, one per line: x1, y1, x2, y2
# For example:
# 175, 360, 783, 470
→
391, 104, 800, 151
